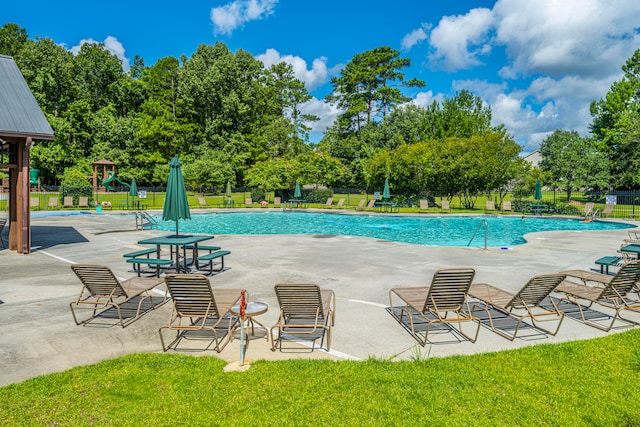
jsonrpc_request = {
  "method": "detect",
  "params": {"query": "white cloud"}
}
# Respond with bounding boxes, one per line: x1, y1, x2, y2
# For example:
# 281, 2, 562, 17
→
401, 25, 429, 50
414, 0, 640, 153
411, 90, 444, 108
493, 0, 640, 79
300, 97, 341, 135
427, 7, 493, 71
256, 48, 334, 91
70, 36, 130, 72
211, 0, 278, 36
453, 73, 618, 153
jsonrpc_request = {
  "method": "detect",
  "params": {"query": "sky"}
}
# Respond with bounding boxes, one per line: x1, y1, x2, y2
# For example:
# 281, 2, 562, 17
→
4, 0, 640, 154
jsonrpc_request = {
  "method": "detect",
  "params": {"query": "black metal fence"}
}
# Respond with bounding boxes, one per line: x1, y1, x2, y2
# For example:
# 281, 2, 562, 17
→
2, 186, 640, 218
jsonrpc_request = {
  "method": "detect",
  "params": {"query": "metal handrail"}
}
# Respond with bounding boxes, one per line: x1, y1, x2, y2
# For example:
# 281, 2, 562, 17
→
136, 211, 157, 230
467, 219, 488, 250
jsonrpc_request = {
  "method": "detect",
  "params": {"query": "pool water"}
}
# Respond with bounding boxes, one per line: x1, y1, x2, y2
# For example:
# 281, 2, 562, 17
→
154, 212, 634, 247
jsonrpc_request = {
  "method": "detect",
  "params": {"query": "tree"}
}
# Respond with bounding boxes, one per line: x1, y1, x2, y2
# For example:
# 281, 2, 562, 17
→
0, 23, 27, 57
326, 46, 424, 132
264, 62, 318, 143
539, 130, 610, 200
294, 152, 348, 189
16, 37, 76, 117
590, 49, 640, 141
72, 42, 126, 112
589, 49, 640, 188
245, 158, 294, 191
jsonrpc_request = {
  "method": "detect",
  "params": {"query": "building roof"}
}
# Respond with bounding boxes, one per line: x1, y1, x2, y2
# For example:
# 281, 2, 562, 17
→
524, 150, 542, 168
0, 55, 54, 140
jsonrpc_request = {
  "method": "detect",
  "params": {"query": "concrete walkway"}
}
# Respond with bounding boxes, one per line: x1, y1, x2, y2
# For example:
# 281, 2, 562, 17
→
0, 210, 638, 386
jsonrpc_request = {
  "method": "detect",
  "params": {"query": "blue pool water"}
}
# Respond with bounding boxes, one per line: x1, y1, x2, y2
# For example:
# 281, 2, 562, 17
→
154, 212, 633, 247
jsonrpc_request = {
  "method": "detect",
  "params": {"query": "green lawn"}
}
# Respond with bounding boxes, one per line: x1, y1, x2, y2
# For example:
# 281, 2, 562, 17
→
2, 329, 639, 426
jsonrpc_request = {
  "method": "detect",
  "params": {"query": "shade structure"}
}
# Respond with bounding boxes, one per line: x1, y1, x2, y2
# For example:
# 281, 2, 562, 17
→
294, 181, 301, 199
534, 179, 542, 201
163, 156, 191, 236
383, 178, 391, 199
129, 179, 138, 197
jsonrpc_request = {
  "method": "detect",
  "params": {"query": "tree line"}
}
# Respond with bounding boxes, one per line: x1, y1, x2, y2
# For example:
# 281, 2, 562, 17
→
1, 22, 639, 203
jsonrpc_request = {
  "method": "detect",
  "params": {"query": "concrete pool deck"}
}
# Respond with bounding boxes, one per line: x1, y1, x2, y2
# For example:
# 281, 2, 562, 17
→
1, 209, 638, 386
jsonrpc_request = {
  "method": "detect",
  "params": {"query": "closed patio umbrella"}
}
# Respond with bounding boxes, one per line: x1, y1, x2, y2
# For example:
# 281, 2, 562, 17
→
225, 181, 232, 207
163, 156, 191, 236
383, 178, 390, 200
294, 181, 301, 199
534, 179, 542, 201
129, 178, 138, 197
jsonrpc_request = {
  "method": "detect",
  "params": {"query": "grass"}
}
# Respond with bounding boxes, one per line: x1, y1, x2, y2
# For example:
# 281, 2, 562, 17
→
2, 329, 640, 426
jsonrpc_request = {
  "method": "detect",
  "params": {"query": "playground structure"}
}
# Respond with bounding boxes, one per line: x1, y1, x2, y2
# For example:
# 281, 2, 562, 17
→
29, 169, 41, 191
92, 159, 130, 192
101, 170, 131, 192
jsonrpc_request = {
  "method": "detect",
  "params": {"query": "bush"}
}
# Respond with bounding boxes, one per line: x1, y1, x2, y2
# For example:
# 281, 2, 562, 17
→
60, 168, 93, 205
250, 188, 267, 202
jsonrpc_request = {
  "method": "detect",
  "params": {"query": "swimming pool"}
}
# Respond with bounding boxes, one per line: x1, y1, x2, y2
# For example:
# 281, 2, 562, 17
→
154, 212, 634, 247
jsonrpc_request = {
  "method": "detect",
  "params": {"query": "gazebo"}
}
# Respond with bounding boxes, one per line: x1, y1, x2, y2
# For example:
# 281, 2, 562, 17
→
92, 159, 116, 191
0, 55, 55, 253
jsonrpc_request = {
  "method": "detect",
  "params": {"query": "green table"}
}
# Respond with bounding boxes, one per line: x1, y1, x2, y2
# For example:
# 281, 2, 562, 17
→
376, 201, 399, 213
138, 234, 215, 273
285, 199, 307, 208
620, 243, 640, 259
528, 204, 547, 215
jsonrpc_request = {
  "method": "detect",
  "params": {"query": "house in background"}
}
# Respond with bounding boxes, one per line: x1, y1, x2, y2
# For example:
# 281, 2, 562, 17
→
524, 150, 542, 168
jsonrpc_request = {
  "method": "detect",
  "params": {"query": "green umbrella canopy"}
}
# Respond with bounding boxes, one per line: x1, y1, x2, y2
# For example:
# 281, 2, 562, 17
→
383, 178, 390, 199
534, 179, 542, 201
294, 181, 301, 199
129, 178, 138, 197
162, 156, 191, 235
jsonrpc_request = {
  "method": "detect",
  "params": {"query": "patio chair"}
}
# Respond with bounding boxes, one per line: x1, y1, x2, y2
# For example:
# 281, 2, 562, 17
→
469, 273, 566, 340
47, 197, 58, 209
325, 197, 333, 207
63, 196, 74, 208
270, 283, 336, 351
365, 199, 376, 209
245, 198, 253, 206
440, 200, 451, 213
418, 199, 429, 213
355, 199, 366, 210
601, 204, 614, 218
336, 198, 345, 208
388, 268, 480, 345
30, 196, 40, 210
485, 200, 496, 213
198, 196, 208, 207
0, 217, 6, 248
502, 200, 512, 213
78, 196, 89, 208
70, 264, 168, 327
160, 274, 243, 352
273, 196, 281, 206
584, 202, 595, 217
554, 260, 640, 331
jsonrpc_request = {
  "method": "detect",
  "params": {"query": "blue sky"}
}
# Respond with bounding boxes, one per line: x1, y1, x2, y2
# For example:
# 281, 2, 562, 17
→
4, 0, 640, 154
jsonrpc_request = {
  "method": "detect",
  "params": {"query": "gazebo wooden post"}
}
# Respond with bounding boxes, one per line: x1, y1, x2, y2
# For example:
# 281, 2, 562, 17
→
7, 137, 29, 253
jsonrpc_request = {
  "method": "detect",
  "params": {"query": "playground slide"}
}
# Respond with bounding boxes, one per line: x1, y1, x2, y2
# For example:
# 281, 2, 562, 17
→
102, 171, 130, 189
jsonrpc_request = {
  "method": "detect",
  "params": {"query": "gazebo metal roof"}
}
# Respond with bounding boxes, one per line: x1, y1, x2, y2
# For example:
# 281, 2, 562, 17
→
0, 54, 54, 140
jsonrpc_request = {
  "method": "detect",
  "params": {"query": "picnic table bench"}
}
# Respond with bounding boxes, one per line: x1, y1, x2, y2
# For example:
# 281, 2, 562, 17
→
196, 250, 231, 275
594, 256, 621, 274
126, 257, 173, 277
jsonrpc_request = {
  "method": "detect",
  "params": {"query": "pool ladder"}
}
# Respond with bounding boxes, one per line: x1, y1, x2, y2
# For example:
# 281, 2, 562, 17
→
467, 219, 488, 250
135, 211, 158, 230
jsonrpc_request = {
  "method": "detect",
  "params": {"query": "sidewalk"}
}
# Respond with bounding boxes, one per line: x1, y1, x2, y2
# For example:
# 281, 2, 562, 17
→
0, 211, 636, 386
